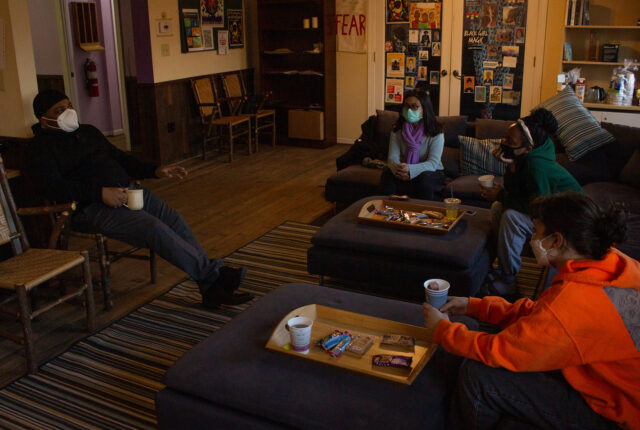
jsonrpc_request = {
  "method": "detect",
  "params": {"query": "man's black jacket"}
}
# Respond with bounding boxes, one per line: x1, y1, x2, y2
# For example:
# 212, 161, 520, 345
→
26, 124, 158, 205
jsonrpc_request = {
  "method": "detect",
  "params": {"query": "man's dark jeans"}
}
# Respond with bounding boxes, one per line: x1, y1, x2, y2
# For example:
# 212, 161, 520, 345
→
72, 186, 222, 294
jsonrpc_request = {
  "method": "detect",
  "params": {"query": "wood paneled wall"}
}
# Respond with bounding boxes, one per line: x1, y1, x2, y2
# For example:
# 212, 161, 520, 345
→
127, 68, 254, 164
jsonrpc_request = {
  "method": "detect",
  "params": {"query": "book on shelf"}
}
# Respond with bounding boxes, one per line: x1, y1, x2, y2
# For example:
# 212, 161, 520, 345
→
582, 0, 590, 25
569, 0, 577, 25
565, 0, 572, 25
564, 42, 573, 61
573, 0, 582, 25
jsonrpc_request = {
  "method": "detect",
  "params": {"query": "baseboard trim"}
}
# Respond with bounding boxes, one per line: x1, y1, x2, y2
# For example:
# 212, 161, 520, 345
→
336, 137, 354, 144
104, 129, 125, 136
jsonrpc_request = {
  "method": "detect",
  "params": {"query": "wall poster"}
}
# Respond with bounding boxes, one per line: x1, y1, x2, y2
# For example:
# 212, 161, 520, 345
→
179, 0, 243, 52
384, 1, 443, 114
460, 0, 527, 120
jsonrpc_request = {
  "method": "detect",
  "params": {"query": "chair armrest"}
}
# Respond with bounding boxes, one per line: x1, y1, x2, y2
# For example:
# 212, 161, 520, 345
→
17, 202, 77, 216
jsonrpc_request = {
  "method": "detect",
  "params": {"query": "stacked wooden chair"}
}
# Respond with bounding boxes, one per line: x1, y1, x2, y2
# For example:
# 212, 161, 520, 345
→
221, 71, 276, 151
0, 155, 95, 373
191, 76, 251, 162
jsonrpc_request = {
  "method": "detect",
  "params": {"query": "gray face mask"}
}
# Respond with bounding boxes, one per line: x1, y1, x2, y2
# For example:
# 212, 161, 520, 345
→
43, 108, 79, 132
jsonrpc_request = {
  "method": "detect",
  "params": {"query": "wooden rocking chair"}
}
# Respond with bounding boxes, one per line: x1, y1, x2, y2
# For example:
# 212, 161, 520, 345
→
0, 155, 95, 374
191, 76, 251, 162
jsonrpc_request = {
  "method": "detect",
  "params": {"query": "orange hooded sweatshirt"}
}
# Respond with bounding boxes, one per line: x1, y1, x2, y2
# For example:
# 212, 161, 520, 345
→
434, 249, 640, 429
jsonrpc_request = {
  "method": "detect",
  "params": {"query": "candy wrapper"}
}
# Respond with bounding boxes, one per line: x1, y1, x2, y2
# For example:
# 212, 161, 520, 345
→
381, 334, 416, 351
346, 334, 374, 356
372, 354, 413, 369
315, 330, 353, 358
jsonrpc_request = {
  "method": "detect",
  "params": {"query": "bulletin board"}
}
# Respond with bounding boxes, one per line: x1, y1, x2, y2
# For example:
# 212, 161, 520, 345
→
459, 0, 528, 121
179, 0, 244, 52
384, 1, 443, 115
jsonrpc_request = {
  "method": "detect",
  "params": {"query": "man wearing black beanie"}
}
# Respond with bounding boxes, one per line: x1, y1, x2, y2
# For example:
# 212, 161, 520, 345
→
26, 90, 252, 308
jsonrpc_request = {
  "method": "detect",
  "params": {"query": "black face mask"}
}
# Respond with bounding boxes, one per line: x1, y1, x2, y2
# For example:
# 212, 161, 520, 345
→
500, 142, 526, 159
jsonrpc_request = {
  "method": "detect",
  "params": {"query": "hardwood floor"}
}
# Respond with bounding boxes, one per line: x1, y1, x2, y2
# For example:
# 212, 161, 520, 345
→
0, 143, 346, 387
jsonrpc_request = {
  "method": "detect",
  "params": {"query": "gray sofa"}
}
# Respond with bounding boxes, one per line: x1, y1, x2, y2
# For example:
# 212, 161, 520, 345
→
325, 112, 640, 260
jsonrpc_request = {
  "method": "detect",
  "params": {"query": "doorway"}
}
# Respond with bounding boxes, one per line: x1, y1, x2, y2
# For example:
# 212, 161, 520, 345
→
27, 0, 131, 151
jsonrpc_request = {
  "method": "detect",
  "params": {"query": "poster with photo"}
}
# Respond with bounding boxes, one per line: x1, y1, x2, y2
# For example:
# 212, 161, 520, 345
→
503, 56, 517, 68
386, 78, 404, 104
406, 56, 417, 73
429, 70, 440, 85
203, 28, 214, 50
406, 75, 416, 89
388, 24, 409, 52
483, 69, 494, 85
502, 45, 519, 57
432, 30, 440, 42
418, 30, 431, 48
217, 30, 228, 54
464, 76, 475, 93
514, 27, 525, 43
432, 42, 441, 56
418, 66, 428, 81
475, 86, 486, 102
386, 52, 405, 77
481, 2, 497, 28
183, 9, 203, 51
490, 86, 502, 103
201, 0, 224, 27
409, 3, 441, 29
496, 29, 512, 42
503, 73, 514, 89
418, 50, 429, 61
503, 91, 521, 105
503, 6, 520, 26
228, 9, 243, 47
387, 0, 409, 23
487, 44, 499, 58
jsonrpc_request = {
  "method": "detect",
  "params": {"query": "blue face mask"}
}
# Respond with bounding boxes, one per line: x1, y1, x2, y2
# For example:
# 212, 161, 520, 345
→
403, 107, 422, 124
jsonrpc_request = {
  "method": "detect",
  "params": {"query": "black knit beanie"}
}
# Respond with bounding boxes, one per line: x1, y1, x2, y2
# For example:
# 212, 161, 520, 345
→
33, 89, 68, 119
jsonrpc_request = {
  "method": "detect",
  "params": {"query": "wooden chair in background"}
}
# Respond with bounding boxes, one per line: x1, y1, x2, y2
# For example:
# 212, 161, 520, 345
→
221, 71, 276, 151
191, 76, 251, 162
0, 155, 95, 374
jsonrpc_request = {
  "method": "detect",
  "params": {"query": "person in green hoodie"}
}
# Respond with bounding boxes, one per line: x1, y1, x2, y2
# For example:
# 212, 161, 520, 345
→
480, 108, 583, 296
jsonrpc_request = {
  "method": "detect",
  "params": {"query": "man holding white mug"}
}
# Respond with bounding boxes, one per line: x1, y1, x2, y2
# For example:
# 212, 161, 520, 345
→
26, 90, 252, 309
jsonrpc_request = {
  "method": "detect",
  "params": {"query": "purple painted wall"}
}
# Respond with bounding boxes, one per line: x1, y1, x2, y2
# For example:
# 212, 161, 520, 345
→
68, 0, 122, 133
130, 0, 153, 83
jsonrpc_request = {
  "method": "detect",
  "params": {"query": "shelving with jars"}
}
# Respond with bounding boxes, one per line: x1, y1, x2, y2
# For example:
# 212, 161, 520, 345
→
563, 0, 640, 113
257, 0, 336, 147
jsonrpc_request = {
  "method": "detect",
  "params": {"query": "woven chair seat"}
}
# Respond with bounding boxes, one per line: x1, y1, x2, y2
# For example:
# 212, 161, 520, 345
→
210, 115, 249, 126
254, 109, 275, 118
0, 248, 85, 290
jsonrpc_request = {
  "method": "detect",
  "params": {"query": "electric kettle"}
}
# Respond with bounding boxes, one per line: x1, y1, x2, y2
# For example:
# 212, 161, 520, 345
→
585, 86, 608, 102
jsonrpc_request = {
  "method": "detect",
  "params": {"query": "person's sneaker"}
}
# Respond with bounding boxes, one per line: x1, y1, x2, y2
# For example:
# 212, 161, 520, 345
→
202, 288, 254, 309
214, 266, 248, 292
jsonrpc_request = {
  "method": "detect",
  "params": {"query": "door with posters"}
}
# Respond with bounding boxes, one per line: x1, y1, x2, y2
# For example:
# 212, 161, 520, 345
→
457, 0, 530, 120
384, 1, 446, 114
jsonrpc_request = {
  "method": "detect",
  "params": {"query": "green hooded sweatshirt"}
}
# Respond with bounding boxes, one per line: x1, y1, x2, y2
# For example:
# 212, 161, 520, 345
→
498, 138, 583, 214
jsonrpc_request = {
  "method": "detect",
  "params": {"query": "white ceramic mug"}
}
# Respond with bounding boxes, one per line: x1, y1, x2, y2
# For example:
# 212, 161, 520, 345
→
125, 189, 144, 210
286, 316, 313, 354
478, 174, 495, 189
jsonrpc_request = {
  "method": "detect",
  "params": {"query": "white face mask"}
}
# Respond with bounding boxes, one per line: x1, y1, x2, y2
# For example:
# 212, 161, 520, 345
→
43, 108, 79, 132
530, 234, 557, 267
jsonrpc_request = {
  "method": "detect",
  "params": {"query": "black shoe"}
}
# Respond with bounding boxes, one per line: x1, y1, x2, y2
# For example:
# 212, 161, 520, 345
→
202, 288, 254, 309
215, 266, 248, 292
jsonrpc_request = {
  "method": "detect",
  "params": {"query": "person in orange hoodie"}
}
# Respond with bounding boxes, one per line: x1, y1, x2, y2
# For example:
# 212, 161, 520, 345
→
423, 192, 639, 429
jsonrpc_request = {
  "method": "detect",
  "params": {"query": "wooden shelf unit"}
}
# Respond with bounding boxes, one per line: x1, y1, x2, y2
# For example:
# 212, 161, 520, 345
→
257, 0, 336, 147
563, 0, 640, 110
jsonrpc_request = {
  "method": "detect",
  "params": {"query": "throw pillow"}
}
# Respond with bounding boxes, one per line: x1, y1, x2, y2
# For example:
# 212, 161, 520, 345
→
436, 116, 468, 149
619, 149, 640, 189
537, 87, 615, 161
458, 136, 507, 176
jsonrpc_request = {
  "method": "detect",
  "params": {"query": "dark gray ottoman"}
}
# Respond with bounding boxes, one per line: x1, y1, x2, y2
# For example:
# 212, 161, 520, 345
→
308, 196, 491, 300
156, 284, 456, 429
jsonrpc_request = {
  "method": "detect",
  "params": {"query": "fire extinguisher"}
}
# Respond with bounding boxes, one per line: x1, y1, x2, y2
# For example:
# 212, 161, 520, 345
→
84, 58, 99, 97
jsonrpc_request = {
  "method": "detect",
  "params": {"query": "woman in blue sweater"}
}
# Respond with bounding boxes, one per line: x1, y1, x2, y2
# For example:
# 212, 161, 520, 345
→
380, 90, 445, 200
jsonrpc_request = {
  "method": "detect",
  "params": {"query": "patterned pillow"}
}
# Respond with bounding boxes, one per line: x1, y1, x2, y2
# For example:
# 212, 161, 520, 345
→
537, 87, 615, 161
458, 136, 507, 176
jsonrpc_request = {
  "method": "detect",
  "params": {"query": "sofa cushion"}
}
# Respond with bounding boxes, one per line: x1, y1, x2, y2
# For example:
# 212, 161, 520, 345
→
584, 182, 640, 261
436, 116, 468, 149
619, 149, 640, 189
601, 122, 640, 178
555, 150, 612, 186
375, 109, 399, 136
441, 146, 460, 178
537, 87, 615, 161
325, 165, 383, 203
445, 175, 504, 204
458, 136, 507, 176
474, 119, 514, 139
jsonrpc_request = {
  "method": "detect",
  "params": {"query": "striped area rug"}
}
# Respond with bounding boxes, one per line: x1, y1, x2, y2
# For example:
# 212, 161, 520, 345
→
0, 221, 545, 429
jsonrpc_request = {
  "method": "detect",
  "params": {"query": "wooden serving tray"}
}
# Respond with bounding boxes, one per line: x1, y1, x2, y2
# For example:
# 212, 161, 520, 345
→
357, 199, 464, 235
265, 304, 437, 385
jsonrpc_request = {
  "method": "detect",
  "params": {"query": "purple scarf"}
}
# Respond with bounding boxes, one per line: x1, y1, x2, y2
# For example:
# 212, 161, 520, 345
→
402, 121, 425, 164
